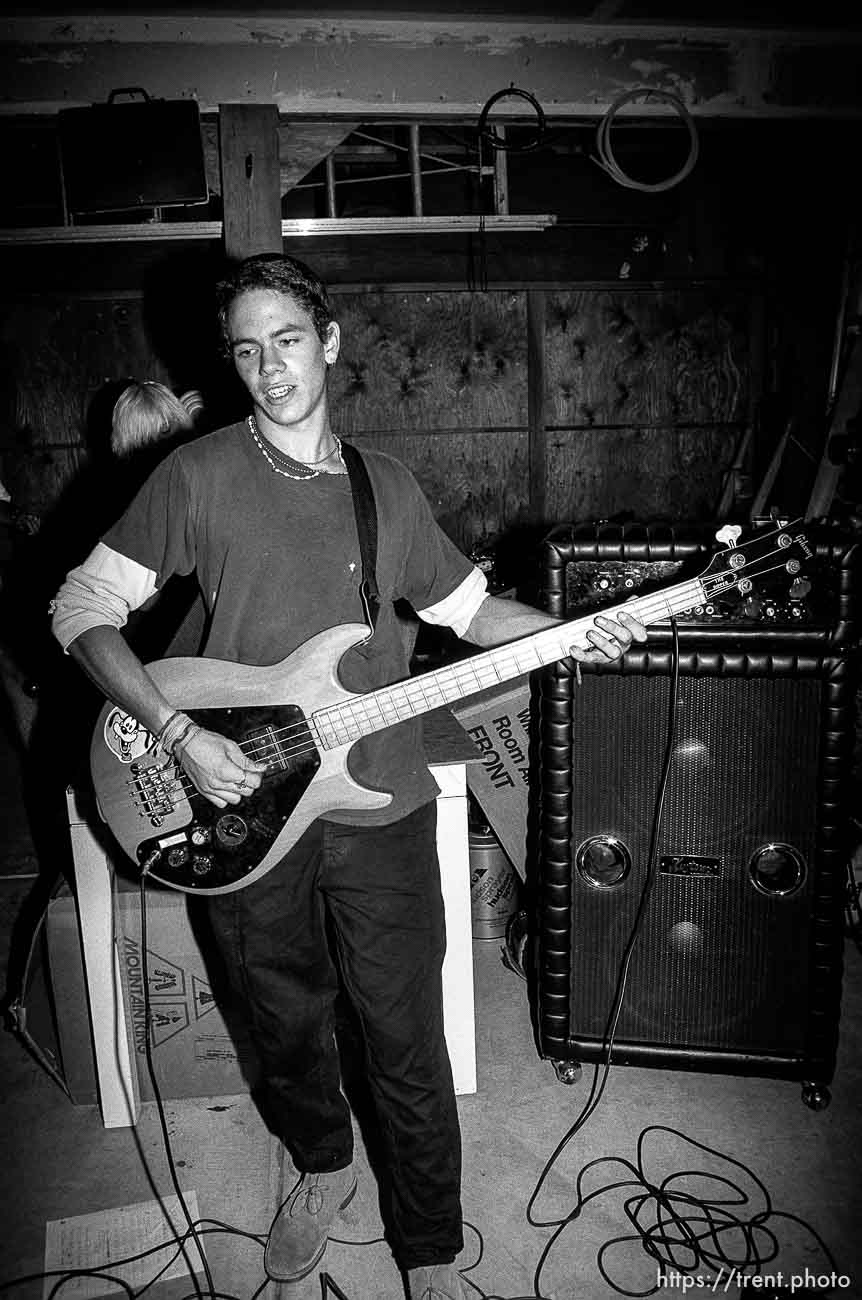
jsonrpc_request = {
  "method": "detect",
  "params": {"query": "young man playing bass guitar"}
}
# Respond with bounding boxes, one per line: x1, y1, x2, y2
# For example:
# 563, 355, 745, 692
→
51, 254, 645, 1300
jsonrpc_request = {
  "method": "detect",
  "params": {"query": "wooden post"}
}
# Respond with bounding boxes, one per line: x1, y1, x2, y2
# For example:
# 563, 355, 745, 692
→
527, 289, 547, 525
409, 123, 423, 217
219, 103, 282, 260
492, 125, 509, 216
325, 152, 338, 218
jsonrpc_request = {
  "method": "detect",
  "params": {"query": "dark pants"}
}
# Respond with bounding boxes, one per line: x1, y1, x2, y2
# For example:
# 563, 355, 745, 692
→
206, 800, 463, 1269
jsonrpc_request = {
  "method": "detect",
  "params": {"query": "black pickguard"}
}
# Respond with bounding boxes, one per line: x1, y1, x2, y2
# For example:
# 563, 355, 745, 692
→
138, 703, 320, 891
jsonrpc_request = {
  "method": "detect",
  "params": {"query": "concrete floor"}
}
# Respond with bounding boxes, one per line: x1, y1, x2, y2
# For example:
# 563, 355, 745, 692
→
2, 717, 861, 1300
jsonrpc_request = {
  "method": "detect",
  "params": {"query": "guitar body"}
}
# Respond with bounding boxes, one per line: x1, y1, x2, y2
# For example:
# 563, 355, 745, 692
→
89, 520, 812, 896
90, 623, 391, 894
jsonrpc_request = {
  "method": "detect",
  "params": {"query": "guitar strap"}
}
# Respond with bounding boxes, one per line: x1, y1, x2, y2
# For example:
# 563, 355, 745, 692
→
339, 441, 381, 633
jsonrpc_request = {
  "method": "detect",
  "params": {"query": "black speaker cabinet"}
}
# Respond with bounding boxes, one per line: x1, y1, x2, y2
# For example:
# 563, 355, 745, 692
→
535, 522, 860, 1106
58, 93, 208, 215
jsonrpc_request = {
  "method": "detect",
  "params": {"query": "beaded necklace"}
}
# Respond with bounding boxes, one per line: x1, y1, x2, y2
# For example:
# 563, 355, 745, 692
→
247, 415, 344, 480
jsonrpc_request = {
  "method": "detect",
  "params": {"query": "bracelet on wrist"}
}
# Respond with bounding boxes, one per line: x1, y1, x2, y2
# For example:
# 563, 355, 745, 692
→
156, 710, 193, 756
156, 709, 182, 749
172, 720, 200, 755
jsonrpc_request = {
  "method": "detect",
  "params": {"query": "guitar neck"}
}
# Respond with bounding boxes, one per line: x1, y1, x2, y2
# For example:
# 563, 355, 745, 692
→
312, 574, 706, 749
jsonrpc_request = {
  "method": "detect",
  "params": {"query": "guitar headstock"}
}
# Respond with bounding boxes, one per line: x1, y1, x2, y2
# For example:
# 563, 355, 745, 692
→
699, 518, 812, 600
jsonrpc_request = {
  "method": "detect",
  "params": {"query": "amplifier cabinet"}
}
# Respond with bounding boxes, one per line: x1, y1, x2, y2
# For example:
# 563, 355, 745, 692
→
535, 523, 860, 1104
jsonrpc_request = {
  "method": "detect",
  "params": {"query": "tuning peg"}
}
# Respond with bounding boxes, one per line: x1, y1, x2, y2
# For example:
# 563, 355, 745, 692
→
715, 524, 742, 548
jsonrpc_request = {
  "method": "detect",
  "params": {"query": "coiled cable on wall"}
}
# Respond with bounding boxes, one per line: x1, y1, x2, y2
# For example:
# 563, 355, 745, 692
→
477, 85, 547, 152
594, 86, 699, 192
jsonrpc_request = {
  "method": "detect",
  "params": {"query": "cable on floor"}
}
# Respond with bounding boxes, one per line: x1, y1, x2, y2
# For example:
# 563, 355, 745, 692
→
454, 621, 842, 1300
1, 621, 844, 1298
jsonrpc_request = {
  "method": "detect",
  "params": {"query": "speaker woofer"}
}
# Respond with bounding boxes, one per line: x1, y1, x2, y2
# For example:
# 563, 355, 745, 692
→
748, 842, 807, 898
575, 834, 632, 889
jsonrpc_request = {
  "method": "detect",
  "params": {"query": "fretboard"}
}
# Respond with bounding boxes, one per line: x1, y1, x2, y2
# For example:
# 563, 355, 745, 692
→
311, 574, 705, 751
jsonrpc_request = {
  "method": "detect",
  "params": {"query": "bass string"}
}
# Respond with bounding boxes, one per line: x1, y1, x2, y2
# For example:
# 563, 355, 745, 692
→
145, 546, 791, 811
185, 550, 769, 763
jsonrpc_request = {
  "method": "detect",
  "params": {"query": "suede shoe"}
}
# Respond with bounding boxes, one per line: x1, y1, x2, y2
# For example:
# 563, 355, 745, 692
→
264, 1165, 357, 1282
407, 1263, 469, 1300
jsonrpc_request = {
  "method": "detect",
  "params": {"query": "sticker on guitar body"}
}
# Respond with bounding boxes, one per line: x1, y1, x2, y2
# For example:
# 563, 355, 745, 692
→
104, 708, 154, 764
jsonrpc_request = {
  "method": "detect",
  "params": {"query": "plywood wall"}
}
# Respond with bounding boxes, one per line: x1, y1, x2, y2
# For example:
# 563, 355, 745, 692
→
329, 290, 529, 549
1, 282, 753, 554
543, 287, 750, 525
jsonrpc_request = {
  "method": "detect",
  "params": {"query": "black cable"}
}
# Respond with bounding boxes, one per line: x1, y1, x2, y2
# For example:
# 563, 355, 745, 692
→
45, 1271, 137, 1299
3, 1222, 227, 1299
461, 1123, 842, 1300
510, 620, 682, 1298
0, 859, 272, 1300
3, 639, 844, 1298
477, 87, 546, 153
138, 864, 215, 1300
455, 620, 842, 1300
527, 620, 682, 1220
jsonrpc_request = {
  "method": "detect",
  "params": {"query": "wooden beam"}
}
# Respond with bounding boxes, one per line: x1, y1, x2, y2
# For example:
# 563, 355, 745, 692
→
219, 103, 281, 261
4, 16, 862, 120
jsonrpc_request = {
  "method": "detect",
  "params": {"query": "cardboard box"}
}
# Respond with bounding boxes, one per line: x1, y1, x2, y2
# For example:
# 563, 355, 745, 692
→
46, 881, 256, 1104
43, 1192, 206, 1300
452, 682, 532, 878
115, 886, 257, 1102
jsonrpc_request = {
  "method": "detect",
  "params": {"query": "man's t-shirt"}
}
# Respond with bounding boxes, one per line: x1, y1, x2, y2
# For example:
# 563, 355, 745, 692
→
101, 421, 476, 824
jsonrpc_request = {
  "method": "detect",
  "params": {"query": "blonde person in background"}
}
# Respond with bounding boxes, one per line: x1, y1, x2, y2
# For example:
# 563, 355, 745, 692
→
107, 381, 209, 663
0, 376, 208, 1060
110, 381, 205, 457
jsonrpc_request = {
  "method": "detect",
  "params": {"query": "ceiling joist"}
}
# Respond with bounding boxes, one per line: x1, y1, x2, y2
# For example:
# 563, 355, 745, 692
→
1, 14, 861, 120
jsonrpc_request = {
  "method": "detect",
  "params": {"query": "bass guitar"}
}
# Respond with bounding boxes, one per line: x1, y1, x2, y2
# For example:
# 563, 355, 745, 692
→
90, 519, 810, 894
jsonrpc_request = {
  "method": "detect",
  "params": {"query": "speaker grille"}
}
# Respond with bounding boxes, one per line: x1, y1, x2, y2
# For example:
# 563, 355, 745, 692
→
568, 675, 817, 1053
537, 649, 852, 1083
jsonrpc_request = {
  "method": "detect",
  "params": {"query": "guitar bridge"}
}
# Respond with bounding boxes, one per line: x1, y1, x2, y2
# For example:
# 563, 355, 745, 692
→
129, 758, 178, 826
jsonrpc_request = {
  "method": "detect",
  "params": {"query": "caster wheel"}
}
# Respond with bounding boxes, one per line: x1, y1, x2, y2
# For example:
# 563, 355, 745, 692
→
801, 1082, 831, 1111
551, 1059, 582, 1085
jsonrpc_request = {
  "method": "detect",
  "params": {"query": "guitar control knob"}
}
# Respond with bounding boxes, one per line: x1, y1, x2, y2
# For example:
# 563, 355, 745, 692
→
192, 854, 214, 875
190, 824, 211, 847
167, 846, 189, 868
215, 814, 249, 849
